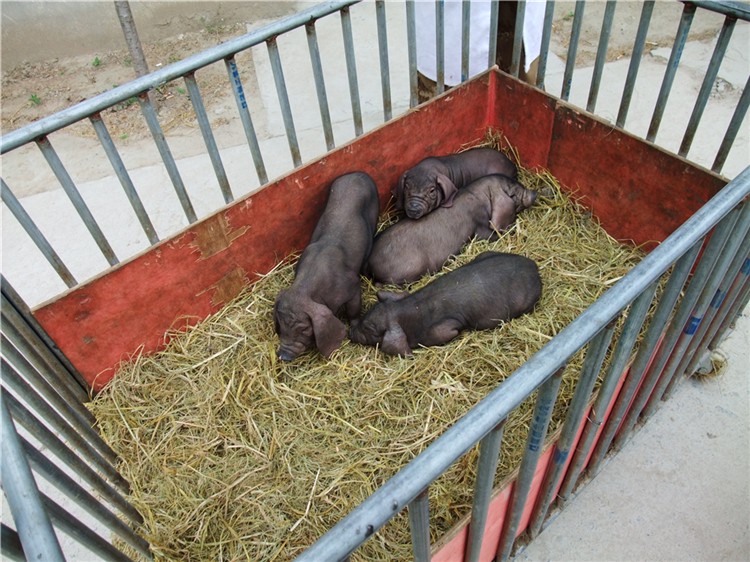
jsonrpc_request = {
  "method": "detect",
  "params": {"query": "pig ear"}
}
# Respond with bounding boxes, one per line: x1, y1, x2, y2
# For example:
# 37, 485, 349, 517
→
381, 324, 412, 357
376, 290, 408, 302
307, 303, 347, 358
394, 173, 406, 211
436, 173, 458, 208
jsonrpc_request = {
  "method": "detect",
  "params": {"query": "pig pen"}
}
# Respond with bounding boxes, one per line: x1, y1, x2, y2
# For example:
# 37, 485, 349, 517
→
87, 135, 649, 561
13, 66, 747, 562
3, 0, 750, 556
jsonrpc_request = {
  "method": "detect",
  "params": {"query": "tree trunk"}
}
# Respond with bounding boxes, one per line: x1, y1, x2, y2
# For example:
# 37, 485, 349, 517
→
114, 0, 158, 109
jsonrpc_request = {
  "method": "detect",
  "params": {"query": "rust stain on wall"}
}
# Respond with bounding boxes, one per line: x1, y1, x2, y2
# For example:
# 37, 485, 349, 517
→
199, 267, 249, 307
191, 213, 249, 260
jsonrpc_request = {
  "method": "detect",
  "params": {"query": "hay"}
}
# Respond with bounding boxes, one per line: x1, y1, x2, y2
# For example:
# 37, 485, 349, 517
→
90, 132, 646, 561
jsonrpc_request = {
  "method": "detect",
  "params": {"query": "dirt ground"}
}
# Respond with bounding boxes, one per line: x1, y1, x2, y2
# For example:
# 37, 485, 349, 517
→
0, 1, 724, 197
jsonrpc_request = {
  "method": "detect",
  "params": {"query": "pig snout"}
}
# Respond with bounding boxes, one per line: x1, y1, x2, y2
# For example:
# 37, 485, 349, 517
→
405, 198, 428, 219
277, 347, 297, 362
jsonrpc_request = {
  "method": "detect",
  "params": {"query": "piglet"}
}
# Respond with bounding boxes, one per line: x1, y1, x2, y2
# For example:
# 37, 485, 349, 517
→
394, 147, 518, 219
274, 171, 380, 361
350, 251, 542, 357
369, 174, 536, 285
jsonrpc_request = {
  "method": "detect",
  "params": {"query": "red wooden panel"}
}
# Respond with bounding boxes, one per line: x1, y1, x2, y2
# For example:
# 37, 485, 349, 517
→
489, 72, 556, 170
546, 104, 726, 249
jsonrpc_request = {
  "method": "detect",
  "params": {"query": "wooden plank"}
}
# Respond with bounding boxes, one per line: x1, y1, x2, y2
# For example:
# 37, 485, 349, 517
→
546, 103, 726, 250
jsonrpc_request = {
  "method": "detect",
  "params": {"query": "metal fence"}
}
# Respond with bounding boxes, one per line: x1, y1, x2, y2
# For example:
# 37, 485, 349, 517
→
1, 1, 749, 560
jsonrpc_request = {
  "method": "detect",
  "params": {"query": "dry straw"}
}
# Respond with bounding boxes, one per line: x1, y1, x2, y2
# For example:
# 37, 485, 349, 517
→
90, 131, 646, 561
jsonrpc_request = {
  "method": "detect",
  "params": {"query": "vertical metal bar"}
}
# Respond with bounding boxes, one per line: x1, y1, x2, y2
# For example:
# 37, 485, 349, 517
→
557, 281, 659, 500
1, 278, 88, 397
341, 6, 364, 136
89, 114, 160, 243
437, 0, 446, 94
510, 0, 526, 79
225, 56, 268, 185
137, 93, 198, 223
2, 366, 127, 491
461, 0, 471, 83
305, 22, 336, 151
183, 73, 234, 204
710, 259, 750, 349
613, 208, 741, 450
561, 1, 586, 101
406, 0, 418, 107
712, 74, 750, 174
1, 335, 101, 449
267, 37, 302, 167
488, 0, 499, 71
35, 136, 119, 266
496, 367, 565, 562
586, 240, 702, 477
21, 438, 151, 559
535, 1, 556, 90
679, 16, 736, 157
375, 0, 393, 121
687, 232, 750, 372
1, 524, 25, 562
587, 0, 617, 113
0, 180, 77, 287
528, 323, 616, 538
4, 392, 138, 522
465, 420, 506, 562
42, 495, 135, 561
408, 489, 431, 562
646, 2, 696, 142
656, 205, 750, 402
1, 396, 65, 562
616, 0, 655, 127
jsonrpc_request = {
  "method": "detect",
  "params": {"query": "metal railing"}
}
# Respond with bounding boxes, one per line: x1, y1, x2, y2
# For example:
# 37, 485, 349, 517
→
294, 167, 749, 560
1, 277, 152, 561
2, 1, 748, 308
1, 1, 749, 560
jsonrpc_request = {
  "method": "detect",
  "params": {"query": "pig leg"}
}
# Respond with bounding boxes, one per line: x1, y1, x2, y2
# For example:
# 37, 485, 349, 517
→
422, 319, 463, 347
489, 193, 517, 233
343, 291, 362, 320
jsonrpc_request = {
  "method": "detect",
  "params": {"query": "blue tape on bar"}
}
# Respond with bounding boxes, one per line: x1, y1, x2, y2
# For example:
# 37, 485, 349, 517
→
684, 315, 702, 335
553, 448, 569, 464
710, 290, 726, 309
742, 258, 750, 275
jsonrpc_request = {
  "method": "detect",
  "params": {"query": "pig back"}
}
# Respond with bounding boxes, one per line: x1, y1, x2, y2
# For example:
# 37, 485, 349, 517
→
442, 147, 518, 186
417, 252, 542, 326
310, 172, 380, 266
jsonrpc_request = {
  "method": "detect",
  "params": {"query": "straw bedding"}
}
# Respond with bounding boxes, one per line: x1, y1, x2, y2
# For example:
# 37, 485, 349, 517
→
90, 132, 646, 561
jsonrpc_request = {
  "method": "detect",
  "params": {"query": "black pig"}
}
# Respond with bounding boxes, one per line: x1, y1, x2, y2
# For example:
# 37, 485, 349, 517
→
369, 174, 536, 285
394, 147, 518, 219
274, 172, 380, 361
350, 252, 542, 357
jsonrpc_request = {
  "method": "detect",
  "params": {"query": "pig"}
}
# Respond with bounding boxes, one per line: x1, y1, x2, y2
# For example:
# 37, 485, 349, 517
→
350, 251, 542, 357
273, 171, 380, 361
368, 174, 537, 285
394, 147, 518, 219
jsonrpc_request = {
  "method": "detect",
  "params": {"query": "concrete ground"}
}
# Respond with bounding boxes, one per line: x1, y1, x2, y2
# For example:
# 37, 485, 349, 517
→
515, 309, 750, 562
1, 2, 748, 560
